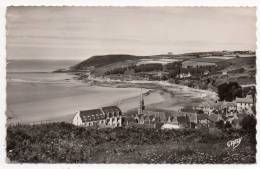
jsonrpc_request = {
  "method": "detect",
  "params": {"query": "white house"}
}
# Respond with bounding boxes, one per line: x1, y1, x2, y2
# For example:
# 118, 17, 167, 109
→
72, 106, 123, 128
176, 72, 191, 79
161, 115, 180, 129
235, 95, 253, 112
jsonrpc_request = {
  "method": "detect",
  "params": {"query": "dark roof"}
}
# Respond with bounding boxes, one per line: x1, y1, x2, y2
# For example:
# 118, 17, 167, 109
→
235, 95, 253, 104
102, 106, 122, 114
79, 106, 122, 122
143, 110, 167, 121
79, 109, 105, 122
124, 116, 137, 123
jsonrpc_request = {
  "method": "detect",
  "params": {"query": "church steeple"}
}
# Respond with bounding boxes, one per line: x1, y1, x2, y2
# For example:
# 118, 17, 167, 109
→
138, 88, 145, 114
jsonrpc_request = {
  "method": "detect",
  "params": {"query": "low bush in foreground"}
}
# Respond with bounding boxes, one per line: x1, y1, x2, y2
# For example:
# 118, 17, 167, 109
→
6, 122, 256, 163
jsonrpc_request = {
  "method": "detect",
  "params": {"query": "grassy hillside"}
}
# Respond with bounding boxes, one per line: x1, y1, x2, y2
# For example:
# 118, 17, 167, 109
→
7, 123, 256, 163
71, 54, 140, 70
214, 57, 256, 85
92, 60, 138, 76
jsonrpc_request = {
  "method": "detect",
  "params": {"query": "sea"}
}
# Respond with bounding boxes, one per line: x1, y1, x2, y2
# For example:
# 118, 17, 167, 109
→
6, 59, 143, 124
7, 59, 80, 83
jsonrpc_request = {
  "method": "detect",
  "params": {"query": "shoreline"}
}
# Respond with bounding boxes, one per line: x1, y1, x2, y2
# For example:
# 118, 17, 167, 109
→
6, 73, 218, 125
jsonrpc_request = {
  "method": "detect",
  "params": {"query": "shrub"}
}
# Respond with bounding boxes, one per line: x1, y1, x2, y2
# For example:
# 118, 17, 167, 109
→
241, 115, 256, 134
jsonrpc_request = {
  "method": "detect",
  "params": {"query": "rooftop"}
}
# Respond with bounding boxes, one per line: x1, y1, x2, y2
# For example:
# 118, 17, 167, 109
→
235, 95, 253, 104
79, 109, 105, 123
79, 106, 122, 122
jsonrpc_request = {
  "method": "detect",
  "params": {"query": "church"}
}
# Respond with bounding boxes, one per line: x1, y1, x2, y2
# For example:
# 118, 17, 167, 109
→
72, 106, 124, 128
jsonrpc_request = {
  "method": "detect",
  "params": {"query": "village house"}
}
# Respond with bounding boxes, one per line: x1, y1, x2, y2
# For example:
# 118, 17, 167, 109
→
197, 100, 237, 116
235, 95, 254, 112
196, 102, 222, 115
72, 106, 124, 128
161, 115, 180, 129
131, 90, 200, 129
222, 101, 237, 111
176, 72, 191, 79
132, 114, 158, 128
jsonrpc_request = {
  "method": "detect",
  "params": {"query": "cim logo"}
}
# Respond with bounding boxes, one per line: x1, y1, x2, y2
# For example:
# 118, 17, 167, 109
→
227, 137, 242, 149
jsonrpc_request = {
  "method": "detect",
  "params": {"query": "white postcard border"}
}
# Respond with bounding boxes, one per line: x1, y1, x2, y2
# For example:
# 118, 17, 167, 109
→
0, 1, 259, 169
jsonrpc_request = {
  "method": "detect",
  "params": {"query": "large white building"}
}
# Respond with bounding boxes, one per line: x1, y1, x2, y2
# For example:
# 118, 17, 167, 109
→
72, 106, 123, 128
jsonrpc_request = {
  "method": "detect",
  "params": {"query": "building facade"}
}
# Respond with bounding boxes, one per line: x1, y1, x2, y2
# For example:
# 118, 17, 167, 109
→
235, 95, 254, 112
72, 106, 123, 128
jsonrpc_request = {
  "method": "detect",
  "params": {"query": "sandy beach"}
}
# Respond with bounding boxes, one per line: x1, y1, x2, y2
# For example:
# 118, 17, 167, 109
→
6, 59, 218, 125
6, 82, 153, 124
6, 76, 218, 125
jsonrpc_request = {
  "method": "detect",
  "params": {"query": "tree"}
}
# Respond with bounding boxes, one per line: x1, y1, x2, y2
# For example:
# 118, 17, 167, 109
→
241, 115, 256, 133
240, 115, 257, 147
217, 82, 242, 101
197, 110, 204, 114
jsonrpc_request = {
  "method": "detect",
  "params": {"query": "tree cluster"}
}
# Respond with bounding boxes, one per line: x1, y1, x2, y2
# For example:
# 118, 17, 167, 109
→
217, 82, 242, 101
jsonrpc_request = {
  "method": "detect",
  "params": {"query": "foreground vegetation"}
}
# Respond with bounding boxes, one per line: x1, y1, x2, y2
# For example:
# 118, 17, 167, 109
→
7, 122, 256, 163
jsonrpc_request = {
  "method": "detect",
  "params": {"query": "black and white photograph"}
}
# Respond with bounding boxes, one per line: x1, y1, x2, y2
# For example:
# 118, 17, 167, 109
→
4, 6, 257, 164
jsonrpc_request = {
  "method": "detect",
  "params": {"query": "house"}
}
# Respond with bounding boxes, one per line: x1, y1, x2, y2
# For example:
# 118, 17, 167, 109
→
197, 101, 222, 114
222, 101, 237, 111
177, 72, 191, 79
175, 69, 192, 79
161, 115, 181, 129
72, 106, 123, 128
132, 113, 163, 129
235, 95, 253, 112
179, 107, 198, 125
134, 110, 166, 125
196, 113, 221, 128
198, 100, 237, 115
222, 71, 228, 76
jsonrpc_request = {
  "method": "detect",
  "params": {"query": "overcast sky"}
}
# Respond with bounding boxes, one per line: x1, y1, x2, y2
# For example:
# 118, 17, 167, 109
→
6, 7, 256, 60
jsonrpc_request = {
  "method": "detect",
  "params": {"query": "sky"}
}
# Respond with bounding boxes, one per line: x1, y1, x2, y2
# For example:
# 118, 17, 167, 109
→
6, 7, 256, 60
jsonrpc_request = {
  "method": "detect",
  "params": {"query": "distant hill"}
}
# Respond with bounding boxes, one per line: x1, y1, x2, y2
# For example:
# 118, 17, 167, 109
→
67, 51, 255, 74
71, 54, 140, 70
